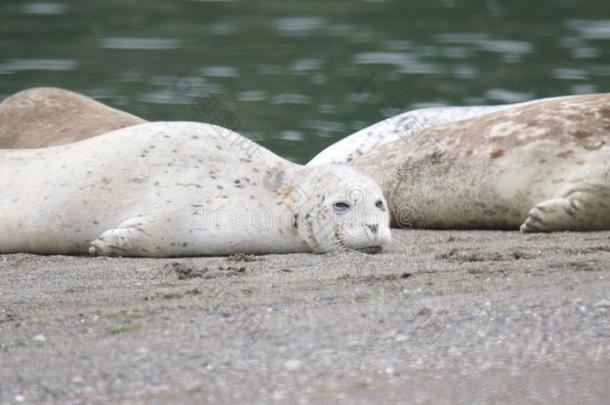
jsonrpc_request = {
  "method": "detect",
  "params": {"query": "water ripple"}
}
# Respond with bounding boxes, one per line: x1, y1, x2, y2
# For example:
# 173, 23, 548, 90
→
567, 20, 610, 39
476, 40, 532, 55
238, 91, 267, 102
210, 23, 236, 35
553, 68, 588, 80
453, 65, 477, 79
274, 17, 326, 36
278, 131, 304, 141
0, 58, 76, 73
398, 62, 443, 75
138, 90, 193, 105
485, 89, 533, 103
291, 59, 322, 72
100, 38, 180, 50
23, 2, 65, 15
354, 52, 417, 65
302, 119, 346, 135
436, 33, 533, 61
353, 50, 443, 74
200, 66, 239, 78
571, 84, 598, 94
271, 94, 311, 105
382, 40, 414, 51
436, 32, 491, 43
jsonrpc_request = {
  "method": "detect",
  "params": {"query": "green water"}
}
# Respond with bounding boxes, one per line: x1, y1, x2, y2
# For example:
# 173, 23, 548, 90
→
1, 0, 610, 162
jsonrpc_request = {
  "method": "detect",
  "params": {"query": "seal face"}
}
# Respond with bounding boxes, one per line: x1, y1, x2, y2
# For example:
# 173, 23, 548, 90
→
307, 97, 561, 166
349, 94, 610, 232
0, 122, 390, 256
0, 87, 145, 148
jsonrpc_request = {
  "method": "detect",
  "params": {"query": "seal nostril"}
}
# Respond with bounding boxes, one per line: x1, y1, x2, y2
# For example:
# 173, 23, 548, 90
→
366, 224, 379, 234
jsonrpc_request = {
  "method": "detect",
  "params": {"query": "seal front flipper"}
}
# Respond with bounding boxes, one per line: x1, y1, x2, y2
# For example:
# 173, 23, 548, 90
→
89, 215, 162, 257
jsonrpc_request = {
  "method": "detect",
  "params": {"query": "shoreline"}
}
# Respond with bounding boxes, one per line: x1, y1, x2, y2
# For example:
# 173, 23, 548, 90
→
1, 229, 609, 403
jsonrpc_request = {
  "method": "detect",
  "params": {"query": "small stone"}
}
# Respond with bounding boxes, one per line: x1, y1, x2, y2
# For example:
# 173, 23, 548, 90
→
448, 347, 461, 356
384, 366, 396, 375
33, 334, 46, 342
593, 299, 610, 308
15, 395, 25, 402
284, 359, 303, 371
394, 334, 408, 342
271, 390, 284, 400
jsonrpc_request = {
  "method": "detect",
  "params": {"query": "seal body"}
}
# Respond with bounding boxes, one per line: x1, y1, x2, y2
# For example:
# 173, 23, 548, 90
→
308, 97, 560, 166
0, 87, 145, 148
0, 122, 390, 256
350, 94, 610, 231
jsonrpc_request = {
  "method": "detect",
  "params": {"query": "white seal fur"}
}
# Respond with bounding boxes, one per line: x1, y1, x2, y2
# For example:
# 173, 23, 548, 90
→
0, 122, 390, 256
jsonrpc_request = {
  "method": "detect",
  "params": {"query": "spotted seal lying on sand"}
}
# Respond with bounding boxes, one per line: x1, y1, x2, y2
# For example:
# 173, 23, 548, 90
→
0, 87, 145, 148
0, 122, 390, 256
348, 94, 610, 232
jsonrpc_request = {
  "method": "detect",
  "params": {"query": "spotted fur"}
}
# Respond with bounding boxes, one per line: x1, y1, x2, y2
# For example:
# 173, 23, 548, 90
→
0, 122, 390, 256
350, 94, 610, 231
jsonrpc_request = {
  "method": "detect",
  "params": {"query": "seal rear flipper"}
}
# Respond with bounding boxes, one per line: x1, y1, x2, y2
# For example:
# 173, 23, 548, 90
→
520, 185, 610, 232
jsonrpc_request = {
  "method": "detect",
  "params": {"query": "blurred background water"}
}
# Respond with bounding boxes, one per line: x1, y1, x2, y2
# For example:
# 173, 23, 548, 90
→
1, 0, 610, 162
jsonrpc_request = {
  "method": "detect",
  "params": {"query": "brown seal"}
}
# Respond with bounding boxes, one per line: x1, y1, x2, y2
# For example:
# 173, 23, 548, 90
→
0, 87, 145, 148
351, 93, 610, 231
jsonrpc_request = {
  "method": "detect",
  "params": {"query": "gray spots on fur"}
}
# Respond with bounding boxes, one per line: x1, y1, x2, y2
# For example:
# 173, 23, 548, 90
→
175, 182, 203, 189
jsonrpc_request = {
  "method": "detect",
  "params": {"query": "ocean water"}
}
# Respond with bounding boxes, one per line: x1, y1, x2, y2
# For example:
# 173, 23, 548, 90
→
1, 0, 610, 162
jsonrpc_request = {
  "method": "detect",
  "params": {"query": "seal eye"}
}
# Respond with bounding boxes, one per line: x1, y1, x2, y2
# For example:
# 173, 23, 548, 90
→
375, 200, 386, 211
332, 202, 352, 215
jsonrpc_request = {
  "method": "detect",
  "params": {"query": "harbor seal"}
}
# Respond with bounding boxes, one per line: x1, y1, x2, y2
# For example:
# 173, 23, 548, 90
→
0, 122, 390, 256
0, 87, 145, 148
349, 93, 610, 232
307, 97, 560, 166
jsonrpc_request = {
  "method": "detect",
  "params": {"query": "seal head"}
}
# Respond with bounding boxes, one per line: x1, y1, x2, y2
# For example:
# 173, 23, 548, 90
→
288, 165, 391, 252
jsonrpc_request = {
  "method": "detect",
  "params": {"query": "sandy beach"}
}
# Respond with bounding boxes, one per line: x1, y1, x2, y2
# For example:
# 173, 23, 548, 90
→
1, 229, 608, 404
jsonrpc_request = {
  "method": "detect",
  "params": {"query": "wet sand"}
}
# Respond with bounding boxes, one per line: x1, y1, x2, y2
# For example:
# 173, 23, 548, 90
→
1, 229, 609, 404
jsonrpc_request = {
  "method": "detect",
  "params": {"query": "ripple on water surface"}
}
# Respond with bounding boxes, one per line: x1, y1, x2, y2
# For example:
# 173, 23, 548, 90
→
0, 59, 77, 73
100, 38, 180, 50
273, 17, 327, 37
23, 2, 65, 15
567, 19, 610, 40
200, 66, 240, 78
